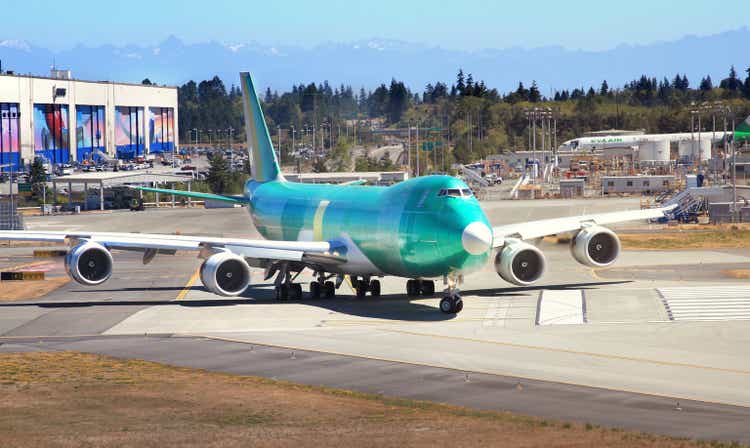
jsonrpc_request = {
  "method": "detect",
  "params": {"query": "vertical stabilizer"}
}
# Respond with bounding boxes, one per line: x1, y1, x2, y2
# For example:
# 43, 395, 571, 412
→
240, 72, 283, 182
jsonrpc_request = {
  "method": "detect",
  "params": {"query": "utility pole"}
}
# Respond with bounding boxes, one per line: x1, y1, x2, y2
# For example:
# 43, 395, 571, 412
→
416, 124, 420, 177
407, 125, 411, 176
277, 126, 282, 164
731, 113, 737, 223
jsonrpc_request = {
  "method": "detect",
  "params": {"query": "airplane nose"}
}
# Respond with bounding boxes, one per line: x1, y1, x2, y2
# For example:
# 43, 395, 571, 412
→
461, 222, 493, 255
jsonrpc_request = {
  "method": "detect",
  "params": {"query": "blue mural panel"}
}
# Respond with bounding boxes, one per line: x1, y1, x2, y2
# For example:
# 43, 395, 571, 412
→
34, 104, 70, 164
0, 103, 21, 170
115, 106, 144, 160
76, 105, 106, 162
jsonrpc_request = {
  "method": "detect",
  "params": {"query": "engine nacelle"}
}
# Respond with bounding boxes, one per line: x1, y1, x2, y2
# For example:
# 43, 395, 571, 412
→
200, 252, 251, 296
64, 241, 114, 286
570, 225, 621, 268
494, 240, 546, 286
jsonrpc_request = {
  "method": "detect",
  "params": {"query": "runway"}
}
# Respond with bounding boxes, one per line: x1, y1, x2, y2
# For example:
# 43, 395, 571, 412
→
2, 201, 750, 442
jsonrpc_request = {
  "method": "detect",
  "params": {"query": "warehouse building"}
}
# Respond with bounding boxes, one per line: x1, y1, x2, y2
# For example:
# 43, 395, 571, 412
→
601, 175, 676, 195
0, 69, 178, 170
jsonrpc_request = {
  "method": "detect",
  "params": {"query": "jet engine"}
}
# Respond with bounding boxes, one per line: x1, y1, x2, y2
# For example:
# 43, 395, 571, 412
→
494, 240, 546, 286
200, 252, 251, 296
64, 241, 114, 286
570, 225, 621, 268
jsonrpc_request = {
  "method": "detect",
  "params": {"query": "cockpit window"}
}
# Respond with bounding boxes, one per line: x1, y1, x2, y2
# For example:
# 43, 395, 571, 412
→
439, 188, 471, 198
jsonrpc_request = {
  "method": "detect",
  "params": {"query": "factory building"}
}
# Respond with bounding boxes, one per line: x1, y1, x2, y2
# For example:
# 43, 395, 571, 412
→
0, 70, 178, 170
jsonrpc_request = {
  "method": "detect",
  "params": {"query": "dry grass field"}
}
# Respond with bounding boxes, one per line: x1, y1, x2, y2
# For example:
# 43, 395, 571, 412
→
0, 352, 743, 448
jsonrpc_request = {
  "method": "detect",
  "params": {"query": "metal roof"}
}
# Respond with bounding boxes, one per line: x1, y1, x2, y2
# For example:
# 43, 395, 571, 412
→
54, 171, 192, 187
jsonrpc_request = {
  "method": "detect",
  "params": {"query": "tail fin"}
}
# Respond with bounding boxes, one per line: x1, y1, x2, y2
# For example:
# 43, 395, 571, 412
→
736, 114, 750, 142
240, 72, 283, 182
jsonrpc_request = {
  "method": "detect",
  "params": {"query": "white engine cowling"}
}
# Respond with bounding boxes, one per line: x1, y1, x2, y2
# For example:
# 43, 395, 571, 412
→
64, 241, 114, 286
570, 225, 621, 268
494, 240, 546, 286
200, 252, 251, 296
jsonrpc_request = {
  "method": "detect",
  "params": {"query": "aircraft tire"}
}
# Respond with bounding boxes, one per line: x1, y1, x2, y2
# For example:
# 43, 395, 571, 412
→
355, 279, 368, 298
420, 280, 435, 296
310, 281, 321, 299
439, 296, 454, 313
369, 279, 381, 297
324, 281, 336, 298
406, 279, 419, 297
290, 283, 303, 300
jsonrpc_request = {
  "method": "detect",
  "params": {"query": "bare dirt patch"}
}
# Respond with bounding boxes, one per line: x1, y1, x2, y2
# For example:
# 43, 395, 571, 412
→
0, 277, 69, 302
0, 352, 739, 447
547, 224, 750, 250
724, 269, 750, 279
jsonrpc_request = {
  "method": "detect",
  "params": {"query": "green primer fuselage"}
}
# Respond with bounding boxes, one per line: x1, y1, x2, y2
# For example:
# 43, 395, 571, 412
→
245, 175, 492, 278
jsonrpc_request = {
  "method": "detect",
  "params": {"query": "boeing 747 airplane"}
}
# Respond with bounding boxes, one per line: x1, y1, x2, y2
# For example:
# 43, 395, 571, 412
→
0, 72, 676, 314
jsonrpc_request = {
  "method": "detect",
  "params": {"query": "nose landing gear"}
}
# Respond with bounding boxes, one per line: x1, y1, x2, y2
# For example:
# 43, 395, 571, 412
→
439, 274, 463, 314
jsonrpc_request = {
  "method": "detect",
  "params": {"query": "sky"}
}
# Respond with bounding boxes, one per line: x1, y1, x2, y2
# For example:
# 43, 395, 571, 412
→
3, 0, 749, 51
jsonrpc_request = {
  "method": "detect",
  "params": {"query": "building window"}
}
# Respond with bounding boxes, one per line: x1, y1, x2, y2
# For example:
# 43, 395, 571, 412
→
115, 106, 145, 160
76, 105, 106, 162
0, 103, 21, 170
34, 104, 70, 165
663, 180, 670, 186
643, 181, 650, 187
149, 107, 175, 153
607, 181, 614, 187
626, 181, 633, 187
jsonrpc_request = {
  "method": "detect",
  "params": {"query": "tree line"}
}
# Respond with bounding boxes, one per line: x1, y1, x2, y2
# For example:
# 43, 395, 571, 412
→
176, 65, 750, 170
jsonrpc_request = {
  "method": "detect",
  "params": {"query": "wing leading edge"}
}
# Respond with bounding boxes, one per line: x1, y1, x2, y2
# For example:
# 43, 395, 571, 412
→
0, 231, 331, 263
492, 204, 676, 247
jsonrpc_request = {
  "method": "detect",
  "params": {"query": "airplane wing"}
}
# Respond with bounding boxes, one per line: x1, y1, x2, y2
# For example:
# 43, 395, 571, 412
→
0, 230, 332, 263
492, 204, 676, 247
130, 186, 248, 204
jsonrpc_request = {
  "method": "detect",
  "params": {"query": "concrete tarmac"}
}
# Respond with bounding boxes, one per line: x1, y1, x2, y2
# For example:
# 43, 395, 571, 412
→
2, 198, 750, 442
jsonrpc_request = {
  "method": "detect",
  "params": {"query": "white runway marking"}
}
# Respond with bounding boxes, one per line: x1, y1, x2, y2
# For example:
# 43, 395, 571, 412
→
659, 285, 750, 321
482, 298, 510, 327
537, 289, 585, 325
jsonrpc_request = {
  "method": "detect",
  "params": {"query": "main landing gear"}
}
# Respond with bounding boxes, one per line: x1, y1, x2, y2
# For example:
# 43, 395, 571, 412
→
353, 277, 381, 298
406, 279, 435, 297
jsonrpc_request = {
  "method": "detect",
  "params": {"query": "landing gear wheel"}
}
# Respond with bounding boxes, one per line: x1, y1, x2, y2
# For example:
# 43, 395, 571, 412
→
310, 281, 321, 299
324, 281, 336, 298
406, 279, 420, 297
420, 280, 435, 296
440, 296, 454, 313
454, 298, 464, 313
355, 279, 368, 298
290, 283, 303, 300
439, 295, 463, 314
275, 284, 289, 301
369, 279, 381, 297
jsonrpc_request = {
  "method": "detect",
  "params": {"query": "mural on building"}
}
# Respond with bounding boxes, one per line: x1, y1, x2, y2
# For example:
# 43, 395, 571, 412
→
149, 107, 175, 153
76, 105, 106, 162
0, 103, 21, 170
34, 104, 70, 164
115, 106, 144, 159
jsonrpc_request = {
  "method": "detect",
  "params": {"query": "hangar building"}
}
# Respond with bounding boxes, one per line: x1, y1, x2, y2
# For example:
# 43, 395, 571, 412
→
0, 69, 178, 169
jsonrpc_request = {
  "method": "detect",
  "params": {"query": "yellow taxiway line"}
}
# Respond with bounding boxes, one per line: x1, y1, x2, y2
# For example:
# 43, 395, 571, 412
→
175, 268, 200, 301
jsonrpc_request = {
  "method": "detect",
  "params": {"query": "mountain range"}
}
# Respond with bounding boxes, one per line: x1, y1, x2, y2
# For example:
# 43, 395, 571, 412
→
1, 28, 748, 94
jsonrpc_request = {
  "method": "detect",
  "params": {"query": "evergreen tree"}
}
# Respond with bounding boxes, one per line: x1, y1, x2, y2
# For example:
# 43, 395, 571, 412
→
745, 67, 750, 98
387, 79, 409, 123
29, 158, 47, 198
465, 74, 474, 97
700, 76, 713, 91
599, 80, 609, 96
207, 153, 230, 193
529, 82, 541, 102
456, 69, 466, 96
